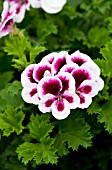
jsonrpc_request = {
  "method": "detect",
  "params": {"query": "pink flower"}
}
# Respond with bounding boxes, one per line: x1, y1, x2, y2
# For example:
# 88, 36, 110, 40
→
29, 0, 67, 14
38, 72, 80, 120
0, 1, 15, 38
7, 0, 30, 23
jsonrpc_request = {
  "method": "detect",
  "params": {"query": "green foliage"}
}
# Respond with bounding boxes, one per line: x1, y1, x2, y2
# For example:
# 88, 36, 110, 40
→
0, 105, 25, 136
0, 0, 112, 169
0, 81, 24, 111
0, 71, 14, 90
95, 40, 112, 78
98, 96, 112, 134
16, 114, 58, 165
55, 113, 92, 156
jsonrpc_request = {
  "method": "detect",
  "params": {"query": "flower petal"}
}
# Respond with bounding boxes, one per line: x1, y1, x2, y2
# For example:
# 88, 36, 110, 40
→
78, 94, 92, 109
78, 80, 98, 97
72, 68, 93, 89
51, 99, 70, 120
52, 51, 70, 74
41, 0, 66, 14
21, 85, 39, 104
59, 63, 79, 74
38, 76, 62, 97
63, 91, 80, 109
95, 76, 104, 91
41, 52, 58, 64
33, 63, 53, 82
21, 64, 37, 87
57, 72, 76, 93
38, 94, 55, 113
29, 0, 41, 8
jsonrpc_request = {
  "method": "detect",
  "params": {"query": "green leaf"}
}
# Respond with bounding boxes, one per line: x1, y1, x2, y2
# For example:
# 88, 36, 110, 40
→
29, 114, 54, 141
98, 96, 112, 133
0, 71, 14, 90
55, 113, 92, 153
37, 20, 57, 42
95, 40, 112, 77
0, 82, 23, 111
4, 36, 30, 57
87, 99, 102, 115
87, 26, 110, 48
0, 105, 25, 136
68, 0, 83, 7
29, 46, 46, 64
7, 81, 22, 96
16, 138, 58, 165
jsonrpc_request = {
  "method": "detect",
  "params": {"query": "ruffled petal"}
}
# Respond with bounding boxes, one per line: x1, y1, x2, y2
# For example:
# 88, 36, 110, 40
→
52, 98, 70, 120
78, 80, 98, 97
29, 0, 41, 8
38, 76, 62, 97
21, 64, 37, 87
33, 63, 54, 82
52, 51, 70, 74
40, 52, 58, 64
38, 94, 55, 113
72, 68, 93, 89
63, 91, 80, 109
57, 72, 76, 93
95, 76, 104, 91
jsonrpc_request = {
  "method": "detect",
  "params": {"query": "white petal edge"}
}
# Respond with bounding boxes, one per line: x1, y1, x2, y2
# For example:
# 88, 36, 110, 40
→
78, 94, 92, 109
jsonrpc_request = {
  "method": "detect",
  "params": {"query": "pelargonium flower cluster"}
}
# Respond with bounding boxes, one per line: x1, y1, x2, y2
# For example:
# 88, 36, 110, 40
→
21, 50, 104, 120
0, 0, 67, 38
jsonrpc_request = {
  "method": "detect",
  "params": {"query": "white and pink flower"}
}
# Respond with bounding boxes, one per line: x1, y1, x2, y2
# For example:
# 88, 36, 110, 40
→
0, 1, 15, 38
21, 51, 104, 120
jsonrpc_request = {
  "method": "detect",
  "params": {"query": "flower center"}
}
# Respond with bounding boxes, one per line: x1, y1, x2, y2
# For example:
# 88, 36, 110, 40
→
57, 96, 63, 102
76, 90, 80, 94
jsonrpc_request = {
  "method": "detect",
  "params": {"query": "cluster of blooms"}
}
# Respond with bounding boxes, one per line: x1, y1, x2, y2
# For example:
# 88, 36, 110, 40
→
0, 0, 67, 38
21, 50, 104, 120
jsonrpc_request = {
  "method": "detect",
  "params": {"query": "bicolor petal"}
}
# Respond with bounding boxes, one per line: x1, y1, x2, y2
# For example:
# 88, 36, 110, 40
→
52, 51, 70, 74
38, 76, 62, 97
33, 63, 54, 82
38, 94, 55, 113
51, 98, 70, 120
78, 94, 92, 109
57, 72, 76, 93
21, 64, 37, 87
21, 85, 39, 104
63, 91, 80, 109
40, 52, 58, 64
0, 1, 15, 38
59, 63, 79, 74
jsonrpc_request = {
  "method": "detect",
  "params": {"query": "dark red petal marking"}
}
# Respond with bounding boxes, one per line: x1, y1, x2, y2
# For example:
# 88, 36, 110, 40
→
71, 57, 86, 66
42, 79, 61, 95
79, 85, 92, 94
54, 57, 66, 73
72, 69, 91, 88
64, 95, 73, 103
27, 68, 36, 83
45, 98, 55, 107
34, 65, 51, 81
29, 88, 37, 97
57, 101, 64, 111
79, 94, 85, 104
58, 75, 69, 93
